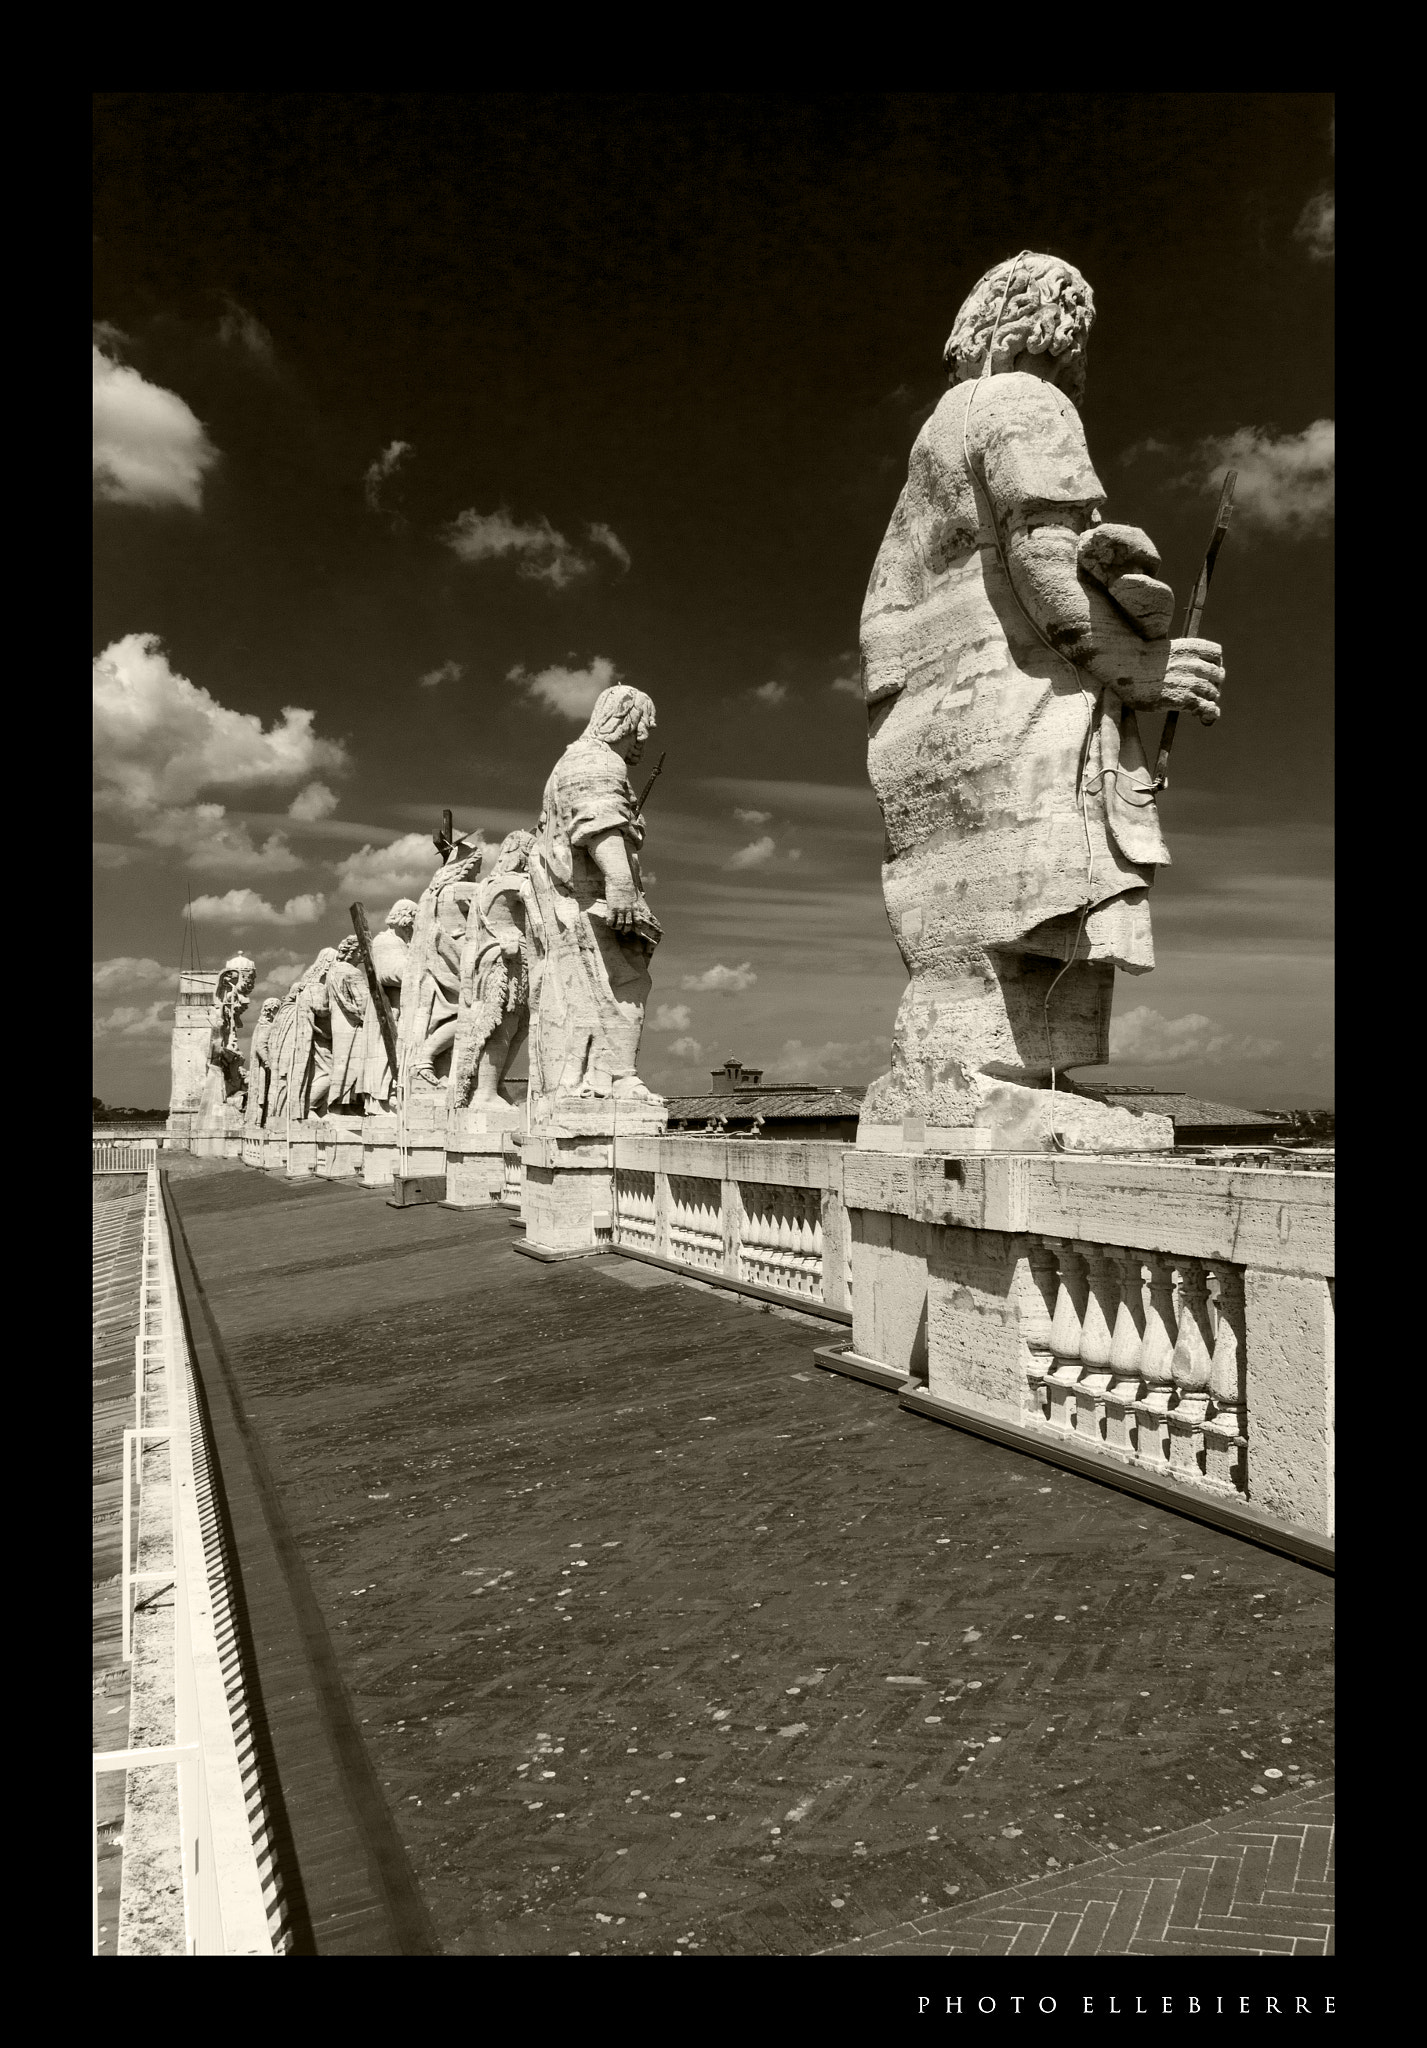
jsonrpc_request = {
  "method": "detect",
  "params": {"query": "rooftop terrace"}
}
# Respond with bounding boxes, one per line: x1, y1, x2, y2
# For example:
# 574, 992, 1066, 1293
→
144, 1153, 1332, 1956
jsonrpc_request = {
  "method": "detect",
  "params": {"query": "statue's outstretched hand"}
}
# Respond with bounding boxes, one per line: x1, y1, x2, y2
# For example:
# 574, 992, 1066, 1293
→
1162, 637, 1224, 726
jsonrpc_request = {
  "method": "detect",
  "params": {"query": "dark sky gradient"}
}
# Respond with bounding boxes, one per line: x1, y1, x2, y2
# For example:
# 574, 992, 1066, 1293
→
93, 92, 1333, 1109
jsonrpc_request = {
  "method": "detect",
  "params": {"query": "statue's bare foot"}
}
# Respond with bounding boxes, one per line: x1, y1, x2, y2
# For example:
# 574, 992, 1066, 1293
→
612, 1076, 662, 1104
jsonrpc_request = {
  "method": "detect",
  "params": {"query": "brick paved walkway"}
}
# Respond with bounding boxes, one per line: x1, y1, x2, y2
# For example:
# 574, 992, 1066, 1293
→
164, 1157, 1333, 1957
824, 1779, 1333, 1955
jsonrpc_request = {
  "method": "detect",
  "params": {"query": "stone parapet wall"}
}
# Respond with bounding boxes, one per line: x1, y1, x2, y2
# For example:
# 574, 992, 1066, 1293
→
604, 1138, 1333, 1543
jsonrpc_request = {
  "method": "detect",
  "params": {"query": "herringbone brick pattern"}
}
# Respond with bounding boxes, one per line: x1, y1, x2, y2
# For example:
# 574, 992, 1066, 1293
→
167, 1157, 1334, 1957
824, 1780, 1333, 1956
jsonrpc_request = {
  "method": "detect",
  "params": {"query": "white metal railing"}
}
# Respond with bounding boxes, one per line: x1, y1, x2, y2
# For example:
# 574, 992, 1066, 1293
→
94, 1139, 159, 1174
99, 1171, 275, 1957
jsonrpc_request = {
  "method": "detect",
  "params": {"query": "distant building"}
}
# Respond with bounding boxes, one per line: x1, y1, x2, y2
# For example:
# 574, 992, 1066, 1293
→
1071, 1084, 1295, 1148
668, 1055, 864, 1141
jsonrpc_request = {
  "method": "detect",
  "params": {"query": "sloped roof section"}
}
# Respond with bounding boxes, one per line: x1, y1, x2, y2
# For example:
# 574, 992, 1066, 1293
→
1099, 1091, 1288, 1128
666, 1087, 866, 1123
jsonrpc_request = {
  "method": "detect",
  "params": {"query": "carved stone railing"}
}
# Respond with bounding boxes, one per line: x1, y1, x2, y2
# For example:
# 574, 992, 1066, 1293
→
738, 1182, 824, 1302
1021, 1238, 1246, 1495
609, 1138, 852, 1317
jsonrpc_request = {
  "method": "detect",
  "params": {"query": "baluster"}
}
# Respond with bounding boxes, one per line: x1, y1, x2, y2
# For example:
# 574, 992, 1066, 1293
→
1168, 1260, 1213, 1475
1203, 1262, 1247, 1493
776, 1202, 793, 1287
1134, 1252, 1176, 1466
1073, 1245, 1118, 1439
1043, 1239, 1086, 1431
1020, 1239, 1058, 1424
1103, 1250, 1147, 1452
810, 1204, 825, 1300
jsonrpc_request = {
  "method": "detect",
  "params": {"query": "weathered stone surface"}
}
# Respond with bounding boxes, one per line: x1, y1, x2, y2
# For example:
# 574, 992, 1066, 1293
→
857, 253, 1225, 1149
525, 685, 666, 1118
1241, 1270, 1334, 1535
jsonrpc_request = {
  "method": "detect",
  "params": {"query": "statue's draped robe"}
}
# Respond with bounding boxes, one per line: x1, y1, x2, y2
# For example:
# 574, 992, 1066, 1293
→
861, 373, 1168, 975
452, 871, 530, 1106
357, 928, 408, 1106
326, 959, 367, 1109
527, 738, 657, 1096
399, 858, 482, 1081
265, 997, 299, 1122
246, 1014, 276, 1130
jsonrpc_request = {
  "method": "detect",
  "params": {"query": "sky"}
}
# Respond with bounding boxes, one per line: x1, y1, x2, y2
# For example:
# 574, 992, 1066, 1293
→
93, 92, 1333, 1111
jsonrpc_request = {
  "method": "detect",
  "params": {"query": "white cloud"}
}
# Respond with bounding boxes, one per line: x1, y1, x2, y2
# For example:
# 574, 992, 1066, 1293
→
1191, 420, 1334, 537
650, 1003, 692, 1032
93, 342, 219, 511
587, 522, 632, 571
94, 634, 347, 811
188, 889, 327, 927
364, 439, 412, 513
775, 1037, 883, 1083
1118, 435, 1175, 467
680, 961, 757, 994
733, 807, 772, 825
92, 956, 170, 994
1109, 1005, 1284, 1066
508, 655, 616, 721
751, 681, 789, 708
217, 298, 275, 365
830, 671, 862, 697
1294, 190, 1334, 261
288, 781, 339, 823
418, 661, 464, 689
446, 507, 623, 589
254, 954, 310, 995
135, 801, 303, 874
667, 1036, 704, 1060
331, 833, 448, 909
92, 1000, 174, 1042
727, 835, 776, 870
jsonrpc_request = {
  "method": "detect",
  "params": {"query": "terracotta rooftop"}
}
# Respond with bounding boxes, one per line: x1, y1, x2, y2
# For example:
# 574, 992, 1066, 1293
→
665, 1087, 866, 1123
1090, 1090, 1290, 1129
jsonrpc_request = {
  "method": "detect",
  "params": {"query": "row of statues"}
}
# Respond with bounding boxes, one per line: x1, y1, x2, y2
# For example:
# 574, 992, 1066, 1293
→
236, 682, 667, 1142
193, 249, 1227, 1163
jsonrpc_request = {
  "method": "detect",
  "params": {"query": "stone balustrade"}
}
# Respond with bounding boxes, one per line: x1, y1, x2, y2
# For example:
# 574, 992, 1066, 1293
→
1022, 1238, 1247, 1494
608, 1137, 852, 1314
594, 1137, 1330, 1543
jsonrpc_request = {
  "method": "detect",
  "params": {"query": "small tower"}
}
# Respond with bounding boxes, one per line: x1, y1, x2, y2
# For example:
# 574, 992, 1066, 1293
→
167, 970, 219, 1149
711, 1055, 763, 1094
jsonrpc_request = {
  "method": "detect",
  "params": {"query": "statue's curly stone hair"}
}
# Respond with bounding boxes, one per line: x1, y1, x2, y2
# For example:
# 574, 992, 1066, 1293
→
495, 828, 535, 870
385, 898, 419, 930
943, 253, 1095, 394
582, 683, 656, 747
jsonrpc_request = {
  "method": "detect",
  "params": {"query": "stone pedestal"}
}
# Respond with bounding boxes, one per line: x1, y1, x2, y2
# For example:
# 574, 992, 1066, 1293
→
286, 1119, 321, 1178
520, 1095, 667, 1258
261, 1129, 285, 1173
322, 1110, 365, 1180
362, 1109, 399, 1189
402, 1077, 450, 1179
193, 1066, 246, 1159
856, 1080, 1172, 1155
446, 1101, 523, 1208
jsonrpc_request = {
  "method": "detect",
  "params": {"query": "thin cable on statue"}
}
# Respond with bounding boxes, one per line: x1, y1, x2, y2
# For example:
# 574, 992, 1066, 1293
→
958, 253, 1109, 1140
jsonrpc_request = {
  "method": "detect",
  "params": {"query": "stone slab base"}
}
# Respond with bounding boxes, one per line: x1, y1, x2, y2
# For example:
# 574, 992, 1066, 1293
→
811, 1342, 914, 1391
387, 1174, 447, 1208
857, 1083, 1172, 1156
512, 1239, 609, 1264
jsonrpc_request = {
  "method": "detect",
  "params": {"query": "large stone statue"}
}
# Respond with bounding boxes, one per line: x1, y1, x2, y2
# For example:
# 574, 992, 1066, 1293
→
357, 899, 418, 1108
267, 948, 336, 1124
402, 841, 486, 1090
193, 950, 256, 1156
856, 252, 1225, 1151
324, 935, 368, 1111
452, 829, 534, 1113
525, 684, 664, 1110
208, 952, 256, 1098
245, 996, 282, 1131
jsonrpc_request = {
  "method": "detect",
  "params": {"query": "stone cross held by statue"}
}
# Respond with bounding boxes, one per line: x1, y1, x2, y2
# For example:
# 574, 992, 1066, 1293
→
348, 901, 401, 1081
